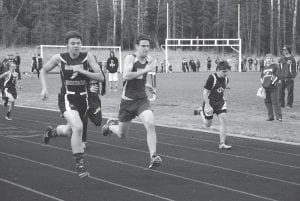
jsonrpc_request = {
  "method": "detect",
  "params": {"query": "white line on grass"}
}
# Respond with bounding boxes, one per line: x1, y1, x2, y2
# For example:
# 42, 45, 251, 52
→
16, 105, 300, 146
2, 136, 289, 201
0, 177, 65, 201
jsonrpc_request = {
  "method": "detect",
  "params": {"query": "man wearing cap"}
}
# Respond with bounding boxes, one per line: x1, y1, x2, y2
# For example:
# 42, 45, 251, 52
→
278, 46, 297, 108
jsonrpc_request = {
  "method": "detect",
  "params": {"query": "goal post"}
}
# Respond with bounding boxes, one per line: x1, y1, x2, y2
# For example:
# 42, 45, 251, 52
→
164, 38, 242, 72
36, 45, 123, 72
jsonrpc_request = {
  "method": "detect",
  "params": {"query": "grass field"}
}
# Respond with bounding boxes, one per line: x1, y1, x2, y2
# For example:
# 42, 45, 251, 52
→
1, 46, 299, 143
11, 71, 300, 144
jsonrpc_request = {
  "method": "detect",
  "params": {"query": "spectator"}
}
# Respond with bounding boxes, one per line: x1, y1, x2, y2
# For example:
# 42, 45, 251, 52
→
259, 57, 264, 72
189, 58, 196, 72
182, 58, 188, 72
14, 53, 21, 80
248, 57, 253, 71
278, 46, 297, 108
196, 59, 200, 72
106, 50, 119, 92
254, 58, 258, 71
37, 54, 43, 70
261, 53, 282, 121
207, 56, 212, 71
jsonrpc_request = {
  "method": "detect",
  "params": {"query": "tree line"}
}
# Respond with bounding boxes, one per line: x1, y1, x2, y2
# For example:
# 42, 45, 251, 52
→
0, 0, 299, 56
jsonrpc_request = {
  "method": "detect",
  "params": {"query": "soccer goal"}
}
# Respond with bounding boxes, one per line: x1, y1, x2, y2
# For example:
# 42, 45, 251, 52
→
36, 45, 122, 72
163, 38, 242, 72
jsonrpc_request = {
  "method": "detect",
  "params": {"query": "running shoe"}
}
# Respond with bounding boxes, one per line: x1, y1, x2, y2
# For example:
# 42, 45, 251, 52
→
44, 126, 53, 144
218, 143, 232, 150
102, 118, 118, 136
148, 154, 162, 169
76, 158, 89, 178
5, 116, 12, 121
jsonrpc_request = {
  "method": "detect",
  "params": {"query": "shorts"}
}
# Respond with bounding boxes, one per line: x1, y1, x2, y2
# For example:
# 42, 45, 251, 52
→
87, 93, 102, 126
87, 107, 102, 126
4, 88, 17, 102
202, 100, 227, 120
108, 73, 118, 82
58, 93, 88, 120
118, 97, 151, 122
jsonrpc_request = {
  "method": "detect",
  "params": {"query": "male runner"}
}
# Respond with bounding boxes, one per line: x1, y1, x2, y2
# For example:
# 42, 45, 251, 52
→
40, 31, 104, 178
102, 35, 162, 169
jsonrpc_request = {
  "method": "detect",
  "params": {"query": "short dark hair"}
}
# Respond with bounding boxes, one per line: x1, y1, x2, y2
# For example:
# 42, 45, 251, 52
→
282, 45, 292, 54
65, 31, 83, 44
217, 60, 230, 71
135, 35, 151, 45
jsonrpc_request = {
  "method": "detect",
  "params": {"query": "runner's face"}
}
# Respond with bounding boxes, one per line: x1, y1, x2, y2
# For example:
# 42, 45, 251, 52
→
67, 38, 82, 56
136, 40, 150, 58
218, 70, 228, 78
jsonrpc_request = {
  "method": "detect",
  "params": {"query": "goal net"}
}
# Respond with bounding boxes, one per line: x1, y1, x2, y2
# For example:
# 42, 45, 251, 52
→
163, 39, 241, 72
36, 45, 122, 73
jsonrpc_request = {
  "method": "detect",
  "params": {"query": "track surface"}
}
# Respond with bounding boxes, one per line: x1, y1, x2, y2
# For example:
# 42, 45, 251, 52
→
0, 106, 299, 201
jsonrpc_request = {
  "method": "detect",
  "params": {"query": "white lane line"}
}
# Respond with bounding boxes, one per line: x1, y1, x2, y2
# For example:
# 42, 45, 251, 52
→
0, 177, 65, 201
2, 116, 299, 169
128, 136, 300, 169
0, 151, 175, 201
3, 137, 284, 201
89, 140, 300, 186
13, 107, 300, 157
16, 105, 300, 146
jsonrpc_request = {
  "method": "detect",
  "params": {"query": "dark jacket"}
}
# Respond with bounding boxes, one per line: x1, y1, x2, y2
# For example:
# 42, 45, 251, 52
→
278, 56, 297, 79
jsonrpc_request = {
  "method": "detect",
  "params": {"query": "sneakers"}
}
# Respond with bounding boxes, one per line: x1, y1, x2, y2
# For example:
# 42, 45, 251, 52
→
5, 116, 12, 121
75, 159, 89, 178
219, 143, 232, 150
102, 118, 118, 136
44, 126, 53, 144
148, 154, 162, 169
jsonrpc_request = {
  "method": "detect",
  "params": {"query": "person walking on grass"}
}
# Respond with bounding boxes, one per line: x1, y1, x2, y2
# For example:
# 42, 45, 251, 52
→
197, 60, 232, 150
40, 30, 104, 178
101, 35, 162, 169
261, 54, 282, 122
0, 62, 22, 120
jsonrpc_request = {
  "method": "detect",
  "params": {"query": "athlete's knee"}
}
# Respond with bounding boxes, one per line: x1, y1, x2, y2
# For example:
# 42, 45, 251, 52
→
71, 124, 83, 137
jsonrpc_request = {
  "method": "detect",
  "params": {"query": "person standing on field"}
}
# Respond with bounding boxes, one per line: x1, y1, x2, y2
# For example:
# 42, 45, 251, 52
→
106, 50, 119, 92
278, 46, 297, 109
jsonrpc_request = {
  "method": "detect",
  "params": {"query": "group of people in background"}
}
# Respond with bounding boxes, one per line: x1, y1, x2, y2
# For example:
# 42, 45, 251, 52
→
260, 46, 297, 122
182, 57, 201, 72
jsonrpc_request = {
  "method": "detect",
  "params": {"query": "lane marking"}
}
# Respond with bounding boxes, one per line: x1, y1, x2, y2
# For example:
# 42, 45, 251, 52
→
2, 137, 288, 201
0, 178, 65, 201
3, 115, 299, 168
89, 139, 300, 186
9, 110, 300, 158
0, 152, 175, 201
16, 105, 300, 146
